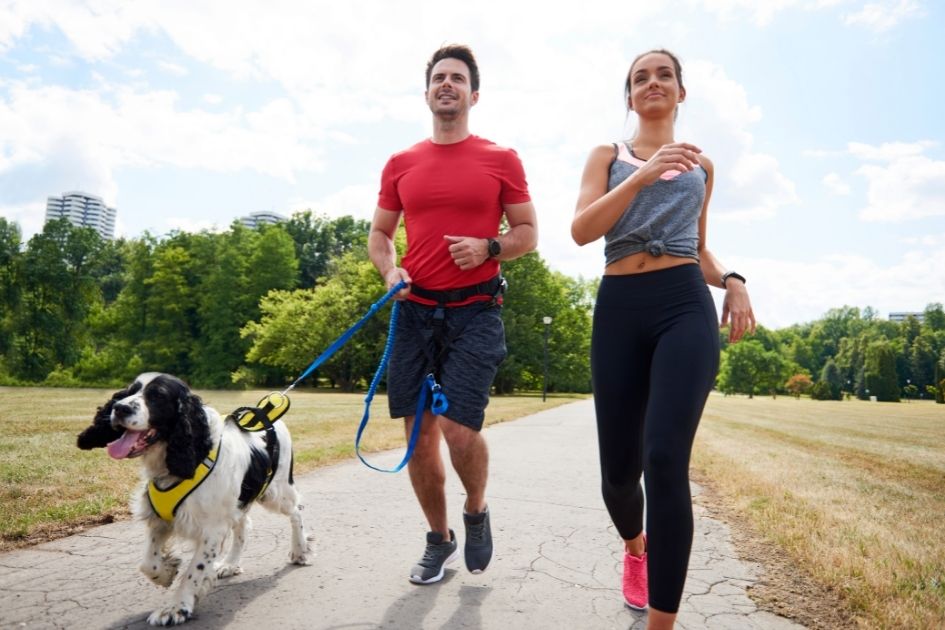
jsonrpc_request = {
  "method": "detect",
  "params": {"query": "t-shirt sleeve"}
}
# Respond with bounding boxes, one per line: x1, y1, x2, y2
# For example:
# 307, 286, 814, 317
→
500, 148, 531, 205
377, 156, 402, 211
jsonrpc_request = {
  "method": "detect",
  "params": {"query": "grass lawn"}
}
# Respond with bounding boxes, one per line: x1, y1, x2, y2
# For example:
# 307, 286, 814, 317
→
0, 385, 583, 551
693, 394, 945, 629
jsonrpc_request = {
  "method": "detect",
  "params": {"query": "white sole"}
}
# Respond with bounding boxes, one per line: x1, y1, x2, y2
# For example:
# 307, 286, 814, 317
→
408, 548, 459, 585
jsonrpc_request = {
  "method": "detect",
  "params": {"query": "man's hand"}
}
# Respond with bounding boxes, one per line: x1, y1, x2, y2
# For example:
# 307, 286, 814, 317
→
444, 235, 490, 270
384, 267, 412, 300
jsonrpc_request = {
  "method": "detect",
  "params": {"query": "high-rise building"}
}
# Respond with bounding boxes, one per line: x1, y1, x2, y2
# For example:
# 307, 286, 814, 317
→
45, 191, 117, 240
889, 312, 925, 323
240, 210, 286, 229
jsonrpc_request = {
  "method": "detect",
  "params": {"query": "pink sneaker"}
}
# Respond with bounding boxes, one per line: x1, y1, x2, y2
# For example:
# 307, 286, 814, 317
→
622, 538, 648, 610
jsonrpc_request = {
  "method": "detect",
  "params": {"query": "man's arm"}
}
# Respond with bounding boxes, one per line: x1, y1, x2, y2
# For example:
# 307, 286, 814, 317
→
368, 206, 412, 299
443, 201, 538, 270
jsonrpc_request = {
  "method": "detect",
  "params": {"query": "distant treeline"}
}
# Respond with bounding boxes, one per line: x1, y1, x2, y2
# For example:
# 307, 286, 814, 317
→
0, 215, 594, 393
1, 216, 941, 402
717, 304, 945, 403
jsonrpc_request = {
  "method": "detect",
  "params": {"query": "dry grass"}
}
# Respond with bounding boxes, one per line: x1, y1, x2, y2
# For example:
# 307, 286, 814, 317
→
0, 385, 582, 551
693, 394, 945, 629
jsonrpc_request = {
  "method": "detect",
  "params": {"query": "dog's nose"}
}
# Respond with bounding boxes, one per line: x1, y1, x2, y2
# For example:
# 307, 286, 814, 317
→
112, 402, 134, 420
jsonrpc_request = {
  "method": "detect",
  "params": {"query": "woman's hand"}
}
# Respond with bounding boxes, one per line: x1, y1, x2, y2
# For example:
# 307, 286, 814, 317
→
631, 142, 702, 187
721, 280, 756, 342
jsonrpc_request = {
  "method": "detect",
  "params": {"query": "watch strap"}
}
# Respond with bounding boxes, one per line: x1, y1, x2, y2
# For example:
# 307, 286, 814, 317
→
721, 271, 746, 288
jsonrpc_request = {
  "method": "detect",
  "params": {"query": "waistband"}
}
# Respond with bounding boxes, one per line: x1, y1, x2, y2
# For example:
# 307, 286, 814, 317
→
597, 264, 709, 308
410, 275, 504, 306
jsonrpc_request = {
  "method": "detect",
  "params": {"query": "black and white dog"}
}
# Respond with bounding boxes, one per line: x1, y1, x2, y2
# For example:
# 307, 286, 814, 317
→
77, 373, 312, 626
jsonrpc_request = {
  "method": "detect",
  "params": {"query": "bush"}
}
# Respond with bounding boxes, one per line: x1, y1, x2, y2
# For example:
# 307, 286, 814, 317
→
785, 373, 813, 398
810, 380, 841, 401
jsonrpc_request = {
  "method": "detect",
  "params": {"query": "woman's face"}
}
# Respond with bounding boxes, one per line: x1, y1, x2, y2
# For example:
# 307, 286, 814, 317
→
627, 52, 684, 115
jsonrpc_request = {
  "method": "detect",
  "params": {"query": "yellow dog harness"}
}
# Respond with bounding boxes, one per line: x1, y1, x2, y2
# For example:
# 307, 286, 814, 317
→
147, 392, 291, 522
147, 445, 220, 521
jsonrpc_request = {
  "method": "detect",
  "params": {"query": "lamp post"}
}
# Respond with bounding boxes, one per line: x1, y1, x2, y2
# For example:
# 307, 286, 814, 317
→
542, 316, 552, 402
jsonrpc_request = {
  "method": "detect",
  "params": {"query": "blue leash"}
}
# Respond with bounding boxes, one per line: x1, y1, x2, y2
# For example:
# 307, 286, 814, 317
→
281, 280, 408, 395
355, 298, 449, 473
279, 278, 447, 473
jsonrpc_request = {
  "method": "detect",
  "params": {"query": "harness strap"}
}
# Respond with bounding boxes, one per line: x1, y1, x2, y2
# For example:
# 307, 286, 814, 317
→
147, 444, 220, 521
409, 275, 502, 305
410, 277, 506, 381
228, 405, 280, 499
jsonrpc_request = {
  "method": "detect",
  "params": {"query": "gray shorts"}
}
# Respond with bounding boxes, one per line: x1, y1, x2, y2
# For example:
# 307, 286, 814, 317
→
387, 299, 507, 431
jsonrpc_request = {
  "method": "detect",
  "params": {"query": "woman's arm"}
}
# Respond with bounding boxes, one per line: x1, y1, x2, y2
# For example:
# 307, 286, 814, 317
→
696, 156, 756, 342
572, 142, 702, 245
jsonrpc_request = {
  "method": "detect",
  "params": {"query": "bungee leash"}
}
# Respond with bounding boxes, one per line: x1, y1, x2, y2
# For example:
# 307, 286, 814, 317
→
355, 300, 448, 473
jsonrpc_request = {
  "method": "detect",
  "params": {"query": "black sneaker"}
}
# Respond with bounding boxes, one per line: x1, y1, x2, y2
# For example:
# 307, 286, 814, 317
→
463, 506, 493, 573
409, 529, 459, 584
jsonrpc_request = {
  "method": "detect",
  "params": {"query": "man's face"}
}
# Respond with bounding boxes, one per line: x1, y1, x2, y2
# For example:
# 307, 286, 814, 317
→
425, 57, 478, 119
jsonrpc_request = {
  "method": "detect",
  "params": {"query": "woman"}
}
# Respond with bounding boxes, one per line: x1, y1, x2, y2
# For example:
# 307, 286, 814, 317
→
571, 49, 755, 629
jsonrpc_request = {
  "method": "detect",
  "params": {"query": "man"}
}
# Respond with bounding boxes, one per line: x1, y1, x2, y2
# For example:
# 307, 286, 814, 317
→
368, 44, 538, 585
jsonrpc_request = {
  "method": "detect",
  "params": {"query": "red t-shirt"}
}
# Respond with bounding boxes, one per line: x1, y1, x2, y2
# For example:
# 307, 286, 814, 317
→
377, 135, 531, 301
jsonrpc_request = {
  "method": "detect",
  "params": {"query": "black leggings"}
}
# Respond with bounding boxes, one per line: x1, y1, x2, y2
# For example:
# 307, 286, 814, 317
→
591, 264, 720, 614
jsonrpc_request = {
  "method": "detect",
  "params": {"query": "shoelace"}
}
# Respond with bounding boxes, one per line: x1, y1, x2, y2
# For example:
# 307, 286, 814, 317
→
421, 542, 450, 566
467, 520, 486, 544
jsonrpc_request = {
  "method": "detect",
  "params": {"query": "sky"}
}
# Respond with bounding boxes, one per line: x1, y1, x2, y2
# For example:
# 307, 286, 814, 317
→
1, 0, 943, 329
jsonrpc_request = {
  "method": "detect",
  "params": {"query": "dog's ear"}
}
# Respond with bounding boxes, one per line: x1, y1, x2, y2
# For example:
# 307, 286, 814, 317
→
164, 388, 211, 479
77, 387, 132, 450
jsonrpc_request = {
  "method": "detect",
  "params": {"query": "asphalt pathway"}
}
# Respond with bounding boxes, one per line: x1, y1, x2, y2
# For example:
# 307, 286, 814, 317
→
0, 399, 803, 629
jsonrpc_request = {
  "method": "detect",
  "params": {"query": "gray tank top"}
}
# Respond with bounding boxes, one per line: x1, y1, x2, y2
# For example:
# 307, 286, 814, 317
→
604, 142, 706, 265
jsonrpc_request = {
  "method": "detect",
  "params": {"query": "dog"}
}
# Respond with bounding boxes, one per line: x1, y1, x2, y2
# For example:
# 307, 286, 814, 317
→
77, 372, 313, 626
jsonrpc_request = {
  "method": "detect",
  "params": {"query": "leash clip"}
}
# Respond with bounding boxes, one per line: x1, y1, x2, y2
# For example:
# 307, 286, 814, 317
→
426, 373, 449, 415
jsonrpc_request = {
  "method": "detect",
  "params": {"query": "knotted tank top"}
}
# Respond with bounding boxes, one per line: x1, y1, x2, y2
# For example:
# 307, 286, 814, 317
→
604, 142, 706, 265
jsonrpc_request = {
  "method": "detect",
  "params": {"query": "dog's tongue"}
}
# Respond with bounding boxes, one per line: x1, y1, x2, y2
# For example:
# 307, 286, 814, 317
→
107, 430, 143, 459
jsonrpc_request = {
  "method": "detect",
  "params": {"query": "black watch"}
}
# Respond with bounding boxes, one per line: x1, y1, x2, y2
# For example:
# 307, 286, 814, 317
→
487, 238, 502, 258
721, 271, 746, 288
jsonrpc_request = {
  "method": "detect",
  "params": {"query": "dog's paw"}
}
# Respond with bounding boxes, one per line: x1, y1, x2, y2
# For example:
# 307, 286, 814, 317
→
142, 555, 181, 588
216, 563, 243, 579
289, 543, 314, 566
147, 605, 192, 626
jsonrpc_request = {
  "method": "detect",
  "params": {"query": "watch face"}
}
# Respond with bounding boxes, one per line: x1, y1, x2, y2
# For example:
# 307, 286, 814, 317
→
489, 239, 501, 257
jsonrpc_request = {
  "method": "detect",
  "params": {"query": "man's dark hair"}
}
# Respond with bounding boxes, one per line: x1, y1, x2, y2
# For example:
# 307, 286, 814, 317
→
425, 44, 480, 92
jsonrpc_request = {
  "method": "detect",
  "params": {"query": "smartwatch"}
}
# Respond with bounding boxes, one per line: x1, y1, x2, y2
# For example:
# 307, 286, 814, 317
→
487, 238, 502, 259
721, 271, 746, 288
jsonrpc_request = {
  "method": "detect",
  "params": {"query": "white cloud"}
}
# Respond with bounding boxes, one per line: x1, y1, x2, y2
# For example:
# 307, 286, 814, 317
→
680, 60, 797, 222
0, 80, 326, 193
723, 246, 945, 328
157, 60, 188, 76
848, 141, 945, 221
289, 184, 378, 223
823, 172, 851, 195
202, 93, 222, 105
900, 232, 945, 247
848, 140, 936, 160
844, 0, 923, 31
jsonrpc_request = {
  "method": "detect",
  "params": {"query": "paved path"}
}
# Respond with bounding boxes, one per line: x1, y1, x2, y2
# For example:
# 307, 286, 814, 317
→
1, 400, 802, 629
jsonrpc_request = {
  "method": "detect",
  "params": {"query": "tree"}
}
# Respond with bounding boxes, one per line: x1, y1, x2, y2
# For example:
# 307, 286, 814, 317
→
909, 334, 937, 392
140, 244, 197, 376
863, 340, 899, 402
243, 252, 388, 391
494, 253, 592, 394
0, 218, 22, 359
717, 340, 785, 398
819, 358, 843, 400
923, 303, 945, 332
8, 220, 102, 380
785, 373, 812, 398
284, 212, 370, 288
